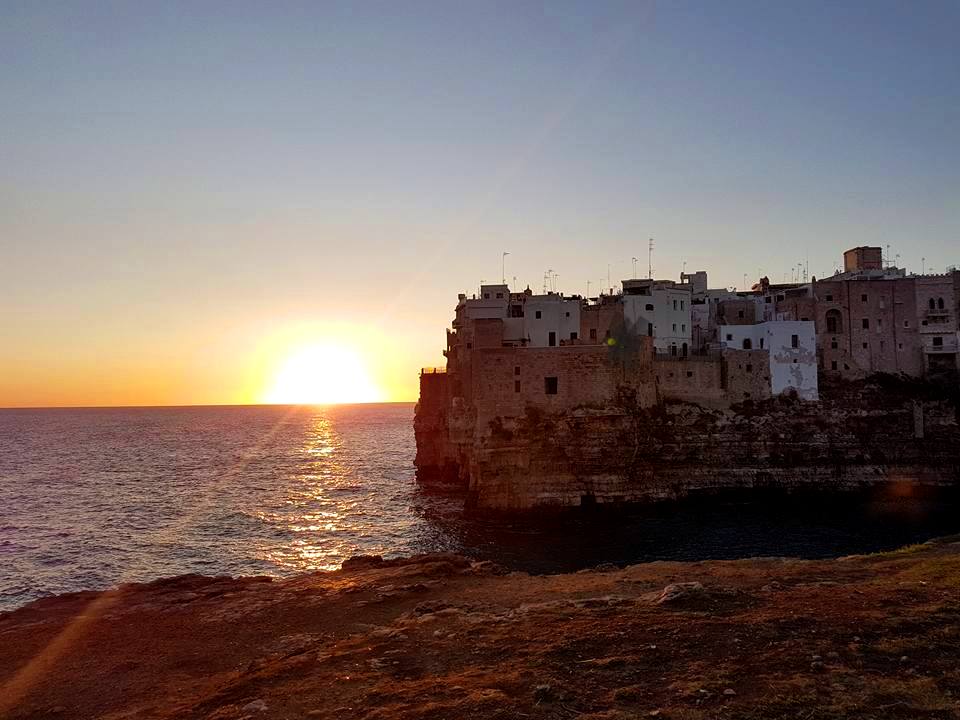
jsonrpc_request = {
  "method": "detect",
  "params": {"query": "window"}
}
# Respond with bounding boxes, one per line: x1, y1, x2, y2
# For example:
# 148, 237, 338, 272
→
862, 318, 869, 329
742, 338, 752, 350
682, 342, 688, 357
673, 300, 678, 310
647, 323, 653, 337
861, 294, 867, 302
681, 324, 686, 332
645, 303, 654, 311
746, 363, 753, 372
765, 297, 772, 304
877, 318, 883, 330
898, 343, 903, 350
831, 360, 838, 370
483, 293, 490, 299
760, 338, 765, 349
879, 298, 885, 309
862, 343, 868, 349
672, 323, 677, 332
904, 320, 910, 328
535, 310, 542, 319
565, 311, 570, 317
933, 336, 944, 347
831, 340, 838, 349
514, 380, 520, 393
544, 377, 558, 394
929, 298, 935, 310
548, 331, 556, 347
514, 366, 520, 375
670, 345, 677, 356
496, 292, 504, 299
825, 294, 833, 301
605, 329, 611, 339
938, 297, 945, 310
466, 342, 473, 349
686, 371, 693, 378
738, 310, 744, 319
791, 334, 799, 348
880, 340, 884, 351
726, 333, 733, 341
589, 328, 597, 340
681, 300, 685, 310
570, 332, 578, 341
825, 309, 842, 333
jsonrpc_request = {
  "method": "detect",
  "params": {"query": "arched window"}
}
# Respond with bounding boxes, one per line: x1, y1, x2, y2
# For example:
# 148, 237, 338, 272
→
938, 297, 945, 310
929, 298, 936, 310
645, 303, 654, 311
742, 338, 752, 350
825, 309, 842, 334
682, 342, 688, 357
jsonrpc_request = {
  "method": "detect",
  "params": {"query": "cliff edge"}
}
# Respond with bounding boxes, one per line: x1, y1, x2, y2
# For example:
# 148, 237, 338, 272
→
2, 540, 960, 719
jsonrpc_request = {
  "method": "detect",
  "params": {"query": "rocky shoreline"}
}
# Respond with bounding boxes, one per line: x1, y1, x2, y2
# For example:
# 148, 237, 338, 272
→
2, 538, 960, 719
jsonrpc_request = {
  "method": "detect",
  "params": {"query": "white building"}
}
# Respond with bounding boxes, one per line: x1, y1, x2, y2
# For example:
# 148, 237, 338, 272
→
461, 285, 580, 348
719, 320, 819, 400
523, 294, 581, 347
622, 279, 692, 355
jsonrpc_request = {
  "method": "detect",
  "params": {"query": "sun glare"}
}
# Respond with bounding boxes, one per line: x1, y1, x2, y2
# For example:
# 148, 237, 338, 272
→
262, 343, 382, 405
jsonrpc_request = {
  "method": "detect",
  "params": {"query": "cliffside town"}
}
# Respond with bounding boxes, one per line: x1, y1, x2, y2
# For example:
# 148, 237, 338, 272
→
415, 246, 960, 511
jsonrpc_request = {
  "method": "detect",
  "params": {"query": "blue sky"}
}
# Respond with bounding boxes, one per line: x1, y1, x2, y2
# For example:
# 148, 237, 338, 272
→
2, 1, 958, 404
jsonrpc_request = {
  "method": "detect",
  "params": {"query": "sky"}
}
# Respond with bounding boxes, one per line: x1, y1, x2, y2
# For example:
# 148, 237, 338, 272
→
2, 0, 959, 407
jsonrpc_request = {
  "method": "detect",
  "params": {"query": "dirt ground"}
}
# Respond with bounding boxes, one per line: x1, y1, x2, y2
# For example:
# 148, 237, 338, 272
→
1, 537, 959, 720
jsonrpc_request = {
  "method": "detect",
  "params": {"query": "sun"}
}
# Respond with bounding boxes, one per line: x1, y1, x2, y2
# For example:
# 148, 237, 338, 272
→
262, 342, 382, 405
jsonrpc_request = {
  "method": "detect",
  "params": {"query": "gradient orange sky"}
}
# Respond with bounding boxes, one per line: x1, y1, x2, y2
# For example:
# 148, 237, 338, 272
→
3, 2, 958, 407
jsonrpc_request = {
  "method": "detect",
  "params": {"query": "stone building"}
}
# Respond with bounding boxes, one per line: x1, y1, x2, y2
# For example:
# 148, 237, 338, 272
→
621, 279, 693, 355
719, 321, 819, 400
915, 274, 959, 375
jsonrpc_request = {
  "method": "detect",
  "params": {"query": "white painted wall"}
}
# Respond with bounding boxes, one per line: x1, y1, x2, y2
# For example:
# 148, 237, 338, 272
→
523, 295, 581, 347
719, 321, 818, 400
623, 284, 692, 353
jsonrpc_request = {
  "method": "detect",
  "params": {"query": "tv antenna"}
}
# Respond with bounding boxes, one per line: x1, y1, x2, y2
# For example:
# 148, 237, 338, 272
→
501, 251, 510, 284
648, 238, 654, 278
632, 257, 638, 278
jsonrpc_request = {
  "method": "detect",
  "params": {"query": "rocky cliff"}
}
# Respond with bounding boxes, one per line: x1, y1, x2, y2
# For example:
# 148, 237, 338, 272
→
417, 375, 960, 511
2, 539, 960, 719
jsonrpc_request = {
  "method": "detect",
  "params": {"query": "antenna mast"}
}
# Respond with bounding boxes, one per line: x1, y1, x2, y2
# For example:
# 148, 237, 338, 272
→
648, 238, 654, 278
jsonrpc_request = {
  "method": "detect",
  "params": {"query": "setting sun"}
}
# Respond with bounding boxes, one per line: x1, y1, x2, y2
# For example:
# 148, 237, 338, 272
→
262, 343, 382, 405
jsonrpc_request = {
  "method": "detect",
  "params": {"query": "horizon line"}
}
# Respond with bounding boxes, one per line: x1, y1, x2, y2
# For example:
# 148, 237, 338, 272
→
0, 400, 417, 411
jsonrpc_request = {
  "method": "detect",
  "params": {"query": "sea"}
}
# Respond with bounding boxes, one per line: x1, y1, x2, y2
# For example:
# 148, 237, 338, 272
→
2, 403, 959, 612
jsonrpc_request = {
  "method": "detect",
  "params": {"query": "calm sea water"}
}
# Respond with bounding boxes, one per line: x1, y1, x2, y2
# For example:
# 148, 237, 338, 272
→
2, 403, 958, 611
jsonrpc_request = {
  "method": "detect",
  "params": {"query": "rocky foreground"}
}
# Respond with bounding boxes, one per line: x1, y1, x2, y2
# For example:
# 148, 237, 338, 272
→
2, 540, 960, 720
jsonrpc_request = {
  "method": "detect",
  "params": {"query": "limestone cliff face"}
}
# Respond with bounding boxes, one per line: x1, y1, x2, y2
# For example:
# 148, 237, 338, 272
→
466, 397, 959, 511
416, 375, 960, 512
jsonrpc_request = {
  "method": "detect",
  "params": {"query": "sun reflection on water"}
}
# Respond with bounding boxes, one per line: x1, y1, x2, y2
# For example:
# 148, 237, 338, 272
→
254, 410, 370, 573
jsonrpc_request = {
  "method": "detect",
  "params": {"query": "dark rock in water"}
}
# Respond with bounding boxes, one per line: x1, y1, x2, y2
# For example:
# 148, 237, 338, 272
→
341, 555, 384, 570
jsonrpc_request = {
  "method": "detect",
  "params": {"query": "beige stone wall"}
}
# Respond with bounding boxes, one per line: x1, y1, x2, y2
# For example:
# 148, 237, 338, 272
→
815, 278, 923, 378
654, 357, 725, 406
776, 296, 816, 322
723, 349, 773, 402
579, 303, 624, 344
470, 342, 655, 429
716, 299, 757, 325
